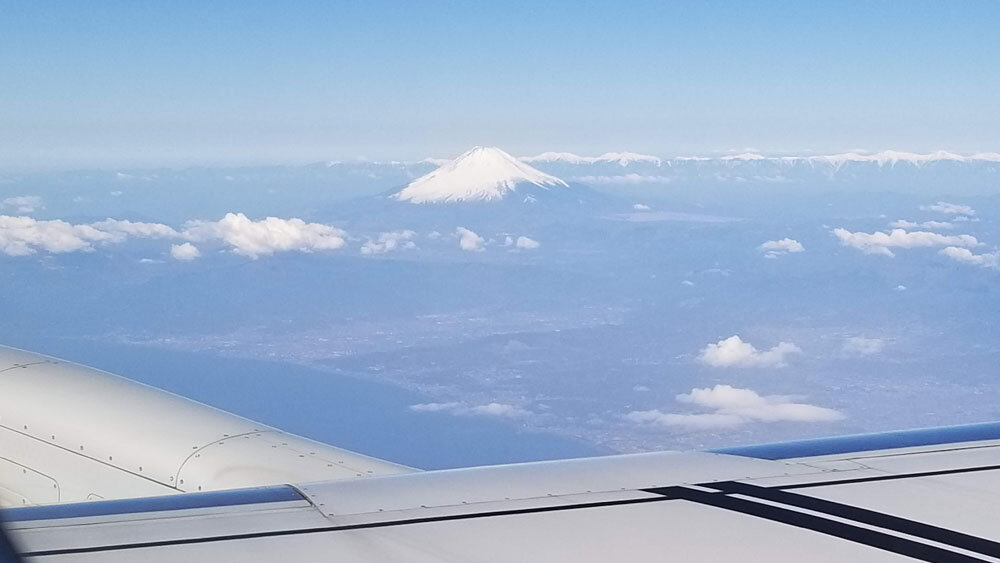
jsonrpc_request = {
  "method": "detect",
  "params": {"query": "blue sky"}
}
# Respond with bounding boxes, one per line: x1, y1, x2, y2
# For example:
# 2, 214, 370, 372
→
2, 0, 998, 169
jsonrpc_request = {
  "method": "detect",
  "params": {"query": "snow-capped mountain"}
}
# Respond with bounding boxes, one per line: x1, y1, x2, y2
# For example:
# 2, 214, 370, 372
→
521, 151, 662, 166
710, 150, 1000, 166
393, 147, 569, 204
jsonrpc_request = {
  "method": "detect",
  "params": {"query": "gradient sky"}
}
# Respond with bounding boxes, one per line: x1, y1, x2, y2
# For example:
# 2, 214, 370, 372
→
2, 0, 999, 169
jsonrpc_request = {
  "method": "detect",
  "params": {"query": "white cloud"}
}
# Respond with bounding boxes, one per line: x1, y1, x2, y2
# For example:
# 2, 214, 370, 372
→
170, 242, 201, 261
91, 219, 180, 241
681, 280, 695, 286
889, 219, 953, 230
939, 246, 999, 269
455, 227, 485, 252
408, 402, 461, 413
0, 215, 116, 256
467, 403, 530, 417
921, 201, 975, 216
184, 213, 347, 259
633, 203, 651, 211
361, 230, 416, 255
832, 228, 979, 257
0, 212, 352, 260
109, 190, 123, 197
759, 238, 804, 258
842, 336, 884, 356
409, 402, 529, 418
626, 410, 743, 429
894, 285, 908, 291
698, 335, 801, 368
515, 236, 540, 249
626, 384, 843, 430
1, 196, 43, 213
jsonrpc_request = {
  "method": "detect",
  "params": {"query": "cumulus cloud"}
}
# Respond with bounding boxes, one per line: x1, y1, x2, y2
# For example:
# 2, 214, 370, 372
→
889, 219, 953, 230
832, 228, 979, 257
170, 242, 201, 261
1, 196, 43, 213
184, 213, 347, 259
408, 402, 529, 418
633, 203, 651, 211
515, 236, 540, 249
455, 227, 485, 252
0, 212, 352, 260
939, 246, 999, 269
759, 238, 804, 258
921, 201, 975, 216
0, 215, 116, 256
91, 219, 180, 241
842, 336, 884, 356
0, 215, 187, 256
698, 335, 802, 368
625, 384, 844, 430
361, 230, 416, 255
626, 410, 743, 429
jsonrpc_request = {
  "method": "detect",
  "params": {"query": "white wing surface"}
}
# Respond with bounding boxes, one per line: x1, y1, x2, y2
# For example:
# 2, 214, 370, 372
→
0, 345, 412, 508
4, 346, 1000, 562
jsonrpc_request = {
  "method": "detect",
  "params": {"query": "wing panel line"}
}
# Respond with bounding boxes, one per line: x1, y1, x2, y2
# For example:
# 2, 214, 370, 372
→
702, 481, 1000, 558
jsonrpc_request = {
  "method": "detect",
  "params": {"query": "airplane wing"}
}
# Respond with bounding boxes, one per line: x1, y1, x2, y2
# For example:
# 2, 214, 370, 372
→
4, 346, 1000, 562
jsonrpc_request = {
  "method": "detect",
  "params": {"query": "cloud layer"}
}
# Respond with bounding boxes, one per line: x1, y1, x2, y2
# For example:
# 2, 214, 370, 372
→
184, 213, 347, 259
409, 402, 529, 418
889, 219, 953, 230
626, 384, 844, 430
832, 228, 979, 257
921, 201, 975, 216
842, 336, 884, 356
361, 230, 417, 255
939, 246, 999, 269
1, 196, 43, 213
698, 335, 801, 368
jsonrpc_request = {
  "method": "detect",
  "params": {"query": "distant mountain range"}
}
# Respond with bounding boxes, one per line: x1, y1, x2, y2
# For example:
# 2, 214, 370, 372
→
516, 150, 1000, 167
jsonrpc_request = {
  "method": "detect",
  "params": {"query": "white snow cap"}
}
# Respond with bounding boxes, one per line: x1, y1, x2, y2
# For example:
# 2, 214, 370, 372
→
394, 146, 568, 203
520, 151, 662, 166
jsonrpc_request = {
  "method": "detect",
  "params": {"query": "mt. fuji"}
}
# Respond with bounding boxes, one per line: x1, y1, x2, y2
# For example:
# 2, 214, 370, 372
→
393, 147, 569, 204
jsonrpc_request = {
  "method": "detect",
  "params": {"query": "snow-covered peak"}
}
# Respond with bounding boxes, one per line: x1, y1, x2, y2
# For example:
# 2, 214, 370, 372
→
667, 150, 1000, 166
393, 146, 568, 204
970, 152, 1000, 162
595, 152, 662, 166
520, 152, 593, 164
806, 150, 974, 167
519, 151, 662, 166
721, 152, 767, 161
